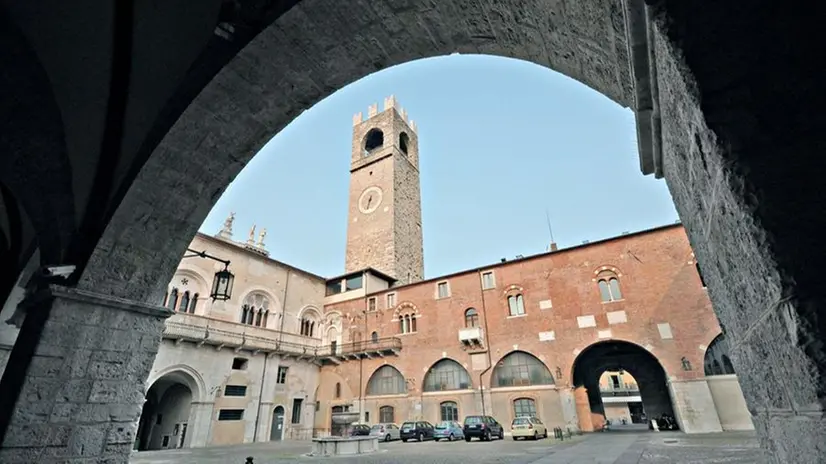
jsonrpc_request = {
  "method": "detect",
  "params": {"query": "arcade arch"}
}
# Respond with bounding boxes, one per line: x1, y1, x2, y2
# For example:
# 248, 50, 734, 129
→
571, 341, 675, 432
136, 368, 203, 451
491, 351, 555, 388
704, 334, 736, 376
366, 365, 407, 397
423, 358, 472, 392
0, 2, 817, 462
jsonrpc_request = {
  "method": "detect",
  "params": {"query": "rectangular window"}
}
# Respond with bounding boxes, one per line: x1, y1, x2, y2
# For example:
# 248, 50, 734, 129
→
232, 358, 248, 370
379, 406, 395, 423
291, 398, 303, 424
386, 293, 396, 308
508, 294, 526, 316
365, 411, 370, 423
345, 274, 363, 291
367, 297, 377, 312
437, 282, 450, 299
481, 271, 495, 290
224, 385, 248, 397
277, 366, 288, 384
326, 279, 343, 296
218, 409, 245, 421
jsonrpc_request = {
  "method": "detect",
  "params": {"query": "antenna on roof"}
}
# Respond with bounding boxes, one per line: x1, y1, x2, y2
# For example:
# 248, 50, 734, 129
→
545, 209, 558, 252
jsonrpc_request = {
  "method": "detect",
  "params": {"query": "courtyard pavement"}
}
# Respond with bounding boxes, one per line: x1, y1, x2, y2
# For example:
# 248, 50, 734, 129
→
130, 428, 768, 464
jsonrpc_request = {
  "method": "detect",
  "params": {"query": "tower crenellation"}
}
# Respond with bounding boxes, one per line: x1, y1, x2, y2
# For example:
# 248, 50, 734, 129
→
351, 95, 417, 134
345, 95, 424, 285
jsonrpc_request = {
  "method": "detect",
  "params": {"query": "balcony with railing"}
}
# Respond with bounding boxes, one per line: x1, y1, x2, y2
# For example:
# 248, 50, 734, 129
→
599, 382, 641, 397
162, 313, 322, 360
317, 337, 403, 365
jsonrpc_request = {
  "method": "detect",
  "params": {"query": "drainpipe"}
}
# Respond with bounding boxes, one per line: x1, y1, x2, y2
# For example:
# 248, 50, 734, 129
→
252, 268, 291, 441
478, 274, 494, 417
359, 305, 367, 422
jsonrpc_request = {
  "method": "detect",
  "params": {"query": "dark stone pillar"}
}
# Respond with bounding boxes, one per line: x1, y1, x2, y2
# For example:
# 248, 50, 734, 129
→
651, 3, 826, 461
0, 286, 170, 463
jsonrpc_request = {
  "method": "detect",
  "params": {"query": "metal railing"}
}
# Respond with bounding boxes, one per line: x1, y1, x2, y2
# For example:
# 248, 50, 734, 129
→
317, 337, 403, 357
599, 383, 640, 397
162, 313, 401, 359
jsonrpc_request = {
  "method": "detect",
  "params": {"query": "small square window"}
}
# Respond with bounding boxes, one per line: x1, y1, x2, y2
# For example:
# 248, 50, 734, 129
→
232, 358, 248, 370
437, 282, 450, 299
277, 366, 288, 384
368, 297, 377, 311
386, 293, 396, 308
481, 271, 495, 290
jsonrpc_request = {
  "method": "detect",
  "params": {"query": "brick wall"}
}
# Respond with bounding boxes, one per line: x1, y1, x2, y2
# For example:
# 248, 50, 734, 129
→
320, 225, 720, 425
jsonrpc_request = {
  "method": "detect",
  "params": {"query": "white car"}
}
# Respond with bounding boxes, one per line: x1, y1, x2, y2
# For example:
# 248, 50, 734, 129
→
370, 423, 401, 442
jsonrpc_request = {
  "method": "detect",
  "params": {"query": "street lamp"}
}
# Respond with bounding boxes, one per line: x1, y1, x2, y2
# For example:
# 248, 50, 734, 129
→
183, 248, 235, 301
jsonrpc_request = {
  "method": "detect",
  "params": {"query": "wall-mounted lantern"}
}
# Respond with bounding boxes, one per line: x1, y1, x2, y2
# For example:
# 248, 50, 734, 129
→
681, 357, 693, 371
183, 248, 235, 301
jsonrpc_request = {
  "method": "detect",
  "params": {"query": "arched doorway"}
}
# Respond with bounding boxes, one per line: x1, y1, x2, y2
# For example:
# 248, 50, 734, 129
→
571, 341, 675, 432
270, 406, 285, 441
135, 373, 196, 451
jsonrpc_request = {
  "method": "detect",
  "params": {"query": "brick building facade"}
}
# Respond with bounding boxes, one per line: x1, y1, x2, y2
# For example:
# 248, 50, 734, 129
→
313, 97, 754, 436
0, 97, 754, 451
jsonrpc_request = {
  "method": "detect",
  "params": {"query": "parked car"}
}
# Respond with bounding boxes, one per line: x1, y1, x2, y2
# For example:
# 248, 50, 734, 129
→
462, 415, 504, 441
400, 421, 435, 442
433, 421, 464, 441
349, 424, 371, 436
370, 423, 401, 442
510, 416, 548, 440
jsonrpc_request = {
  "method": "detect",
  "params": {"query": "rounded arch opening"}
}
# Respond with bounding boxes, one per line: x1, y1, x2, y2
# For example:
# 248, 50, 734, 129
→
704, 333, 736, 376
399, 131, 410, 154
491, 350, 555, 388
365, 364, 407, 396
571, 340, 676, 431
422, 358, 472, 392
363, 128, 384, 154
136, 369, 202, 451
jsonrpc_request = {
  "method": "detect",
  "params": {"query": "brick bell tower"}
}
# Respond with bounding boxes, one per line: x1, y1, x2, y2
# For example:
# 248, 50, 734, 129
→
344, 95, 424, 285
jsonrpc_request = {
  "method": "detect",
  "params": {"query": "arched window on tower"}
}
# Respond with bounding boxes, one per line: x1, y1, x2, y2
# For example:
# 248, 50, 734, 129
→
399, 132, 409, 154
179, 291, 190, 313
596, 270, 623, 302
363, 128, 384, 156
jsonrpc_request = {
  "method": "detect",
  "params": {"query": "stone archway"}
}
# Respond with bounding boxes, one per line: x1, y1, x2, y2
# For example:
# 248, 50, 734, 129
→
571, 340, 674, 433
2, 2, 825, 463
136, 371, 199, 451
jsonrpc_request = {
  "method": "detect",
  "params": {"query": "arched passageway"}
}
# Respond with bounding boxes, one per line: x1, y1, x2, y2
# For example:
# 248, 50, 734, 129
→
572, 341, 674, 432
1, 2, 825, 463
135, 373, 195, 451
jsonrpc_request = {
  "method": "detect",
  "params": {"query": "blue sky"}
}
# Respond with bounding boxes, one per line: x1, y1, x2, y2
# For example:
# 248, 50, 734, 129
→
199, 55, 678, 279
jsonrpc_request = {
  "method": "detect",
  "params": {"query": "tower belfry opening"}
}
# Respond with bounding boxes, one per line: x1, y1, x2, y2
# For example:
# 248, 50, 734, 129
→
345, 95, 424, 285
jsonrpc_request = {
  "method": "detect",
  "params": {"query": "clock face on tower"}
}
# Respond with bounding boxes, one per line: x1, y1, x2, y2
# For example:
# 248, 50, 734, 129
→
358, 186, 384, 214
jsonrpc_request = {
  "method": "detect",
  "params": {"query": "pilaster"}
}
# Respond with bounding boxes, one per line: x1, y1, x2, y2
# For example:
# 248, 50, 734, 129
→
0, 285, 171, 463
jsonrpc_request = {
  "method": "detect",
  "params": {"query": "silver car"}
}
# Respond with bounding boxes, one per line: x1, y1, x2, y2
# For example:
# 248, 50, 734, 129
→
370, 423, 401, 442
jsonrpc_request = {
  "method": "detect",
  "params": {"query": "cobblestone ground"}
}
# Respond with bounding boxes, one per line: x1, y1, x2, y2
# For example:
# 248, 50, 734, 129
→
130, 430, 768, 464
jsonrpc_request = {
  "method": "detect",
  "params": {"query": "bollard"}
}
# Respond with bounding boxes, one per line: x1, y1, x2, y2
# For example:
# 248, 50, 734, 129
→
245, 457, 254, 464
